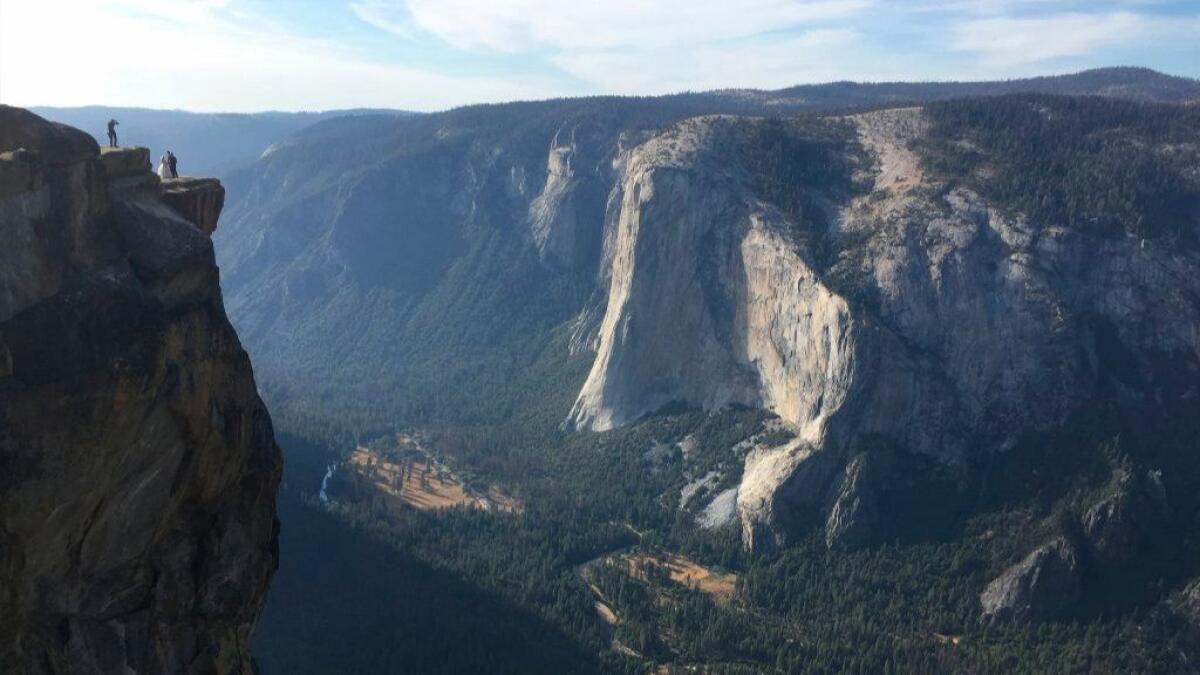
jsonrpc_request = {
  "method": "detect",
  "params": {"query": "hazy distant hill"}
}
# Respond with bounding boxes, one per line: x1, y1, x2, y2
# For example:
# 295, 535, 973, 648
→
765, 65, 1200, 105
29, 105, 413, 177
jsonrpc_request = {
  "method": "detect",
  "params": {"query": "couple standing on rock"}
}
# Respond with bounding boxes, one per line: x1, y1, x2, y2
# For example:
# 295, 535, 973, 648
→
157, 150, 179, 180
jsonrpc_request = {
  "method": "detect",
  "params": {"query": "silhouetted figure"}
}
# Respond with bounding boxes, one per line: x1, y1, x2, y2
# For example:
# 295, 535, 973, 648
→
106, 119, 119, 147
167, 151, 178, 178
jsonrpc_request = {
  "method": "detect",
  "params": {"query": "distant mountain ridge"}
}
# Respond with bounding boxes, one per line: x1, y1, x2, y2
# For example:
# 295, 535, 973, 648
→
32, 67, 1198, 181
766, 66, 1200, 104
28, 105, 414, 177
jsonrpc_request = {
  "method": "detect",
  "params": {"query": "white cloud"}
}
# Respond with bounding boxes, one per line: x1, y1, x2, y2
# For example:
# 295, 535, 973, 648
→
348, 1, 416, 40
1, 0, 1196, 111
353, 0, 872, 52
349, 0, 877, 95
950, 11, 1163, 65
0, 0, 559, 111
551, 29, 864, 94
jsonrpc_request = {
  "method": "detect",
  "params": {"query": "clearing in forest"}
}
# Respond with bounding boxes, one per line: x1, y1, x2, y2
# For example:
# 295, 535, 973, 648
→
347, 447, 522, 513
625, 552, 738, 603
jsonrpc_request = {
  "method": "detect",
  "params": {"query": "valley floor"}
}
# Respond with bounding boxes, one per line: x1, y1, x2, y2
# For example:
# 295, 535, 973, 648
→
254, 416, 1200, 674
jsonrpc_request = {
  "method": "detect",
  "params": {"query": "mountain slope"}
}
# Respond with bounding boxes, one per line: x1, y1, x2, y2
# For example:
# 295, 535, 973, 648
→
767, 66, 1200, 105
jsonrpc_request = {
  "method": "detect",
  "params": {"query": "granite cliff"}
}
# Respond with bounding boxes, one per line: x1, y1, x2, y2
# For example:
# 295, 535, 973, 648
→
567, 105, 1200, 559
0, 106, 281, 674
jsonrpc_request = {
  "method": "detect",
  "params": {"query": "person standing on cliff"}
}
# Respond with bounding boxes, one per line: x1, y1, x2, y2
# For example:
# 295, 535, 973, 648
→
167, 151, 178, 178
106, 119, 119, 147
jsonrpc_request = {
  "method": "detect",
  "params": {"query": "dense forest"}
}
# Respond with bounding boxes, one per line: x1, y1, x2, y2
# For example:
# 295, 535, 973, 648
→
256, 402, 1200, 673
919, 95, 1200, 240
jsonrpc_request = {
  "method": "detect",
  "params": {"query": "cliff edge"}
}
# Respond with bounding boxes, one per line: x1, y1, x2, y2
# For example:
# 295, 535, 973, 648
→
0, 106, 281, 674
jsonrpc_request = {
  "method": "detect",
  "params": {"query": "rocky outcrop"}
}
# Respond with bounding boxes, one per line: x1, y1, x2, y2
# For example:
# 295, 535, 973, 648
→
99, 145, 152, 177
527, 122, 616, 271
100, 147, 161, 203
980, 538, 1082, 624
1081, 467, 1168, 563
824, 454, 882, 551
565, 106, 1200, 552
1173, 578, 1200, 631
162, 177, 225, 235
738, 440, 843, 553
0, 106, 281, 674
93, 148, 225, 235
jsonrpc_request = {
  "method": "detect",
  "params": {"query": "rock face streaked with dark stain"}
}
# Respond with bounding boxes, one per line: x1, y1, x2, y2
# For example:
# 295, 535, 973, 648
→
0, 105, 281, 674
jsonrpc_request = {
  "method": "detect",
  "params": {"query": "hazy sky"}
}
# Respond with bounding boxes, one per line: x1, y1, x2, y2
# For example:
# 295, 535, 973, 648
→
2, 0, 1197, 112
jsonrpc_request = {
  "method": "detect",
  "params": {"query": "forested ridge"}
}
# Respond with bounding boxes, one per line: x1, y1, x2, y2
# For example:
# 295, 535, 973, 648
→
919, 95, 1200, 240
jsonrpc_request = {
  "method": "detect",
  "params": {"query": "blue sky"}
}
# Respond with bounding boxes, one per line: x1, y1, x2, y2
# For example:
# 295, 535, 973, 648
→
1, 0, 1197, 112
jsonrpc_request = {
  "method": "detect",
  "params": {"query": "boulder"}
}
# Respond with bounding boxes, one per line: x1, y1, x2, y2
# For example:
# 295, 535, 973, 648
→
0, 105, 98, 164
980, 537, 1081, 624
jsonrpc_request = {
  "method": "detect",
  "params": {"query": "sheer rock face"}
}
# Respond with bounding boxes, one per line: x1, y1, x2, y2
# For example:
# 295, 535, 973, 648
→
564, 108, 1200, 552
0, 106, 281, 674
980, 538, 1082, 624
566, 117, 857, 438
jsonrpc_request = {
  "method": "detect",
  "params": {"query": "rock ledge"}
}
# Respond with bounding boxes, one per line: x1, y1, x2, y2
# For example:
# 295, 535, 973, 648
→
162, 176, 226, 235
